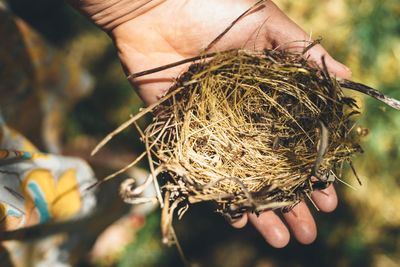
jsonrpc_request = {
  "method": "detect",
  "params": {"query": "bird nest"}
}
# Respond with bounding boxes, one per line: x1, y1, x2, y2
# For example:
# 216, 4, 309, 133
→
147, 49, 361, 220
92, 48, 400, 245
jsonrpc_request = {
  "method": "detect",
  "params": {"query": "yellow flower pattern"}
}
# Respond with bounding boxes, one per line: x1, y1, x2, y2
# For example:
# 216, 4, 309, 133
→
0, 124, 96, 231
22, 168, 82, 222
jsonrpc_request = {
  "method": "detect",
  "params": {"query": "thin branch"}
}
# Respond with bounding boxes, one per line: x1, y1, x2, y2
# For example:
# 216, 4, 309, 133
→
126, 52, 219, 80
91, 86, 184, 156
340, 79, 400, 110
204, 0, 267, 52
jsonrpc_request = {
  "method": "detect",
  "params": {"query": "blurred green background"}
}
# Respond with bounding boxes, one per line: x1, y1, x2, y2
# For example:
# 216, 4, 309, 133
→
7, 0, 400, 266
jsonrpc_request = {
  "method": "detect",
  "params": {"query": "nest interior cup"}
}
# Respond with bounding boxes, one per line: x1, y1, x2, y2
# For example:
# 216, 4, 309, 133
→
145, 49, 362, 222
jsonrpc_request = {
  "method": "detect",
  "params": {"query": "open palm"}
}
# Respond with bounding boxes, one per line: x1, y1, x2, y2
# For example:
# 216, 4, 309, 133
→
72, 0, 352, 248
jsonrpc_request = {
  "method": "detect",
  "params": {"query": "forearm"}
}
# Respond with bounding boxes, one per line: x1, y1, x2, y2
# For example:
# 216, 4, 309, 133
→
66, 0, 165, 32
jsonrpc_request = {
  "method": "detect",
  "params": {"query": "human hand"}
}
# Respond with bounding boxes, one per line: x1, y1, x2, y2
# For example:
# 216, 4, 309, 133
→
69, 0, 351, 248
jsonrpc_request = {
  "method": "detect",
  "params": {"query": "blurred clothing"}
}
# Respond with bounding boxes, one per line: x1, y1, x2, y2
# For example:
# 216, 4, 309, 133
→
0, 122, 96, 231
0, 2, 93, 153
0, 122, 97, 267
0, 2, 97, 266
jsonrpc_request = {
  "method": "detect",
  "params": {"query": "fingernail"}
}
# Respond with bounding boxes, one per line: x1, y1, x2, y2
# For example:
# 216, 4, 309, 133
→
337, 61, 352, 76
342, 64, 352, 73
297, 221, 317, 245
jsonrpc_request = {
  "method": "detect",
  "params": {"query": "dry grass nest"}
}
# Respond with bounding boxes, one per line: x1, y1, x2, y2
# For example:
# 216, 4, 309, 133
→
91, 48, 400, 245
149, 49, 362, 219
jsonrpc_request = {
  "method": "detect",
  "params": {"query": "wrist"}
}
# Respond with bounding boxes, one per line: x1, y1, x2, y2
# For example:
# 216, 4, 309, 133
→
68, 0, 165, 32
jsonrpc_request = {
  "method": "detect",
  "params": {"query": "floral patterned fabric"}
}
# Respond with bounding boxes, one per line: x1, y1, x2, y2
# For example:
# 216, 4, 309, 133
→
0, 123, 96, 231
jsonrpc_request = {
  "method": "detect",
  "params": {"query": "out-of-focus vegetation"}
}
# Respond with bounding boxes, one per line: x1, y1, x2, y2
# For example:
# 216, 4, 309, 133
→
8, 0, 400, 266
276, 1, 400, 266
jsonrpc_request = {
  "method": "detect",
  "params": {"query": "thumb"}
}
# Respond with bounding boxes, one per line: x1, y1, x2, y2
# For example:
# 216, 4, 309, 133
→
307, 44, 352, 79
264, 1, 351, 79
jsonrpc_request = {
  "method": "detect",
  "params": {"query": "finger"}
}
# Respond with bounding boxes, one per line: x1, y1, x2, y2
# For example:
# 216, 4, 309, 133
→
263, 1, 352, 79
311, 184, 338, 213
307, 46, 352, 79
230, 213, 248, 229
248, 210, 290, 248
282, 202, 317, 245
